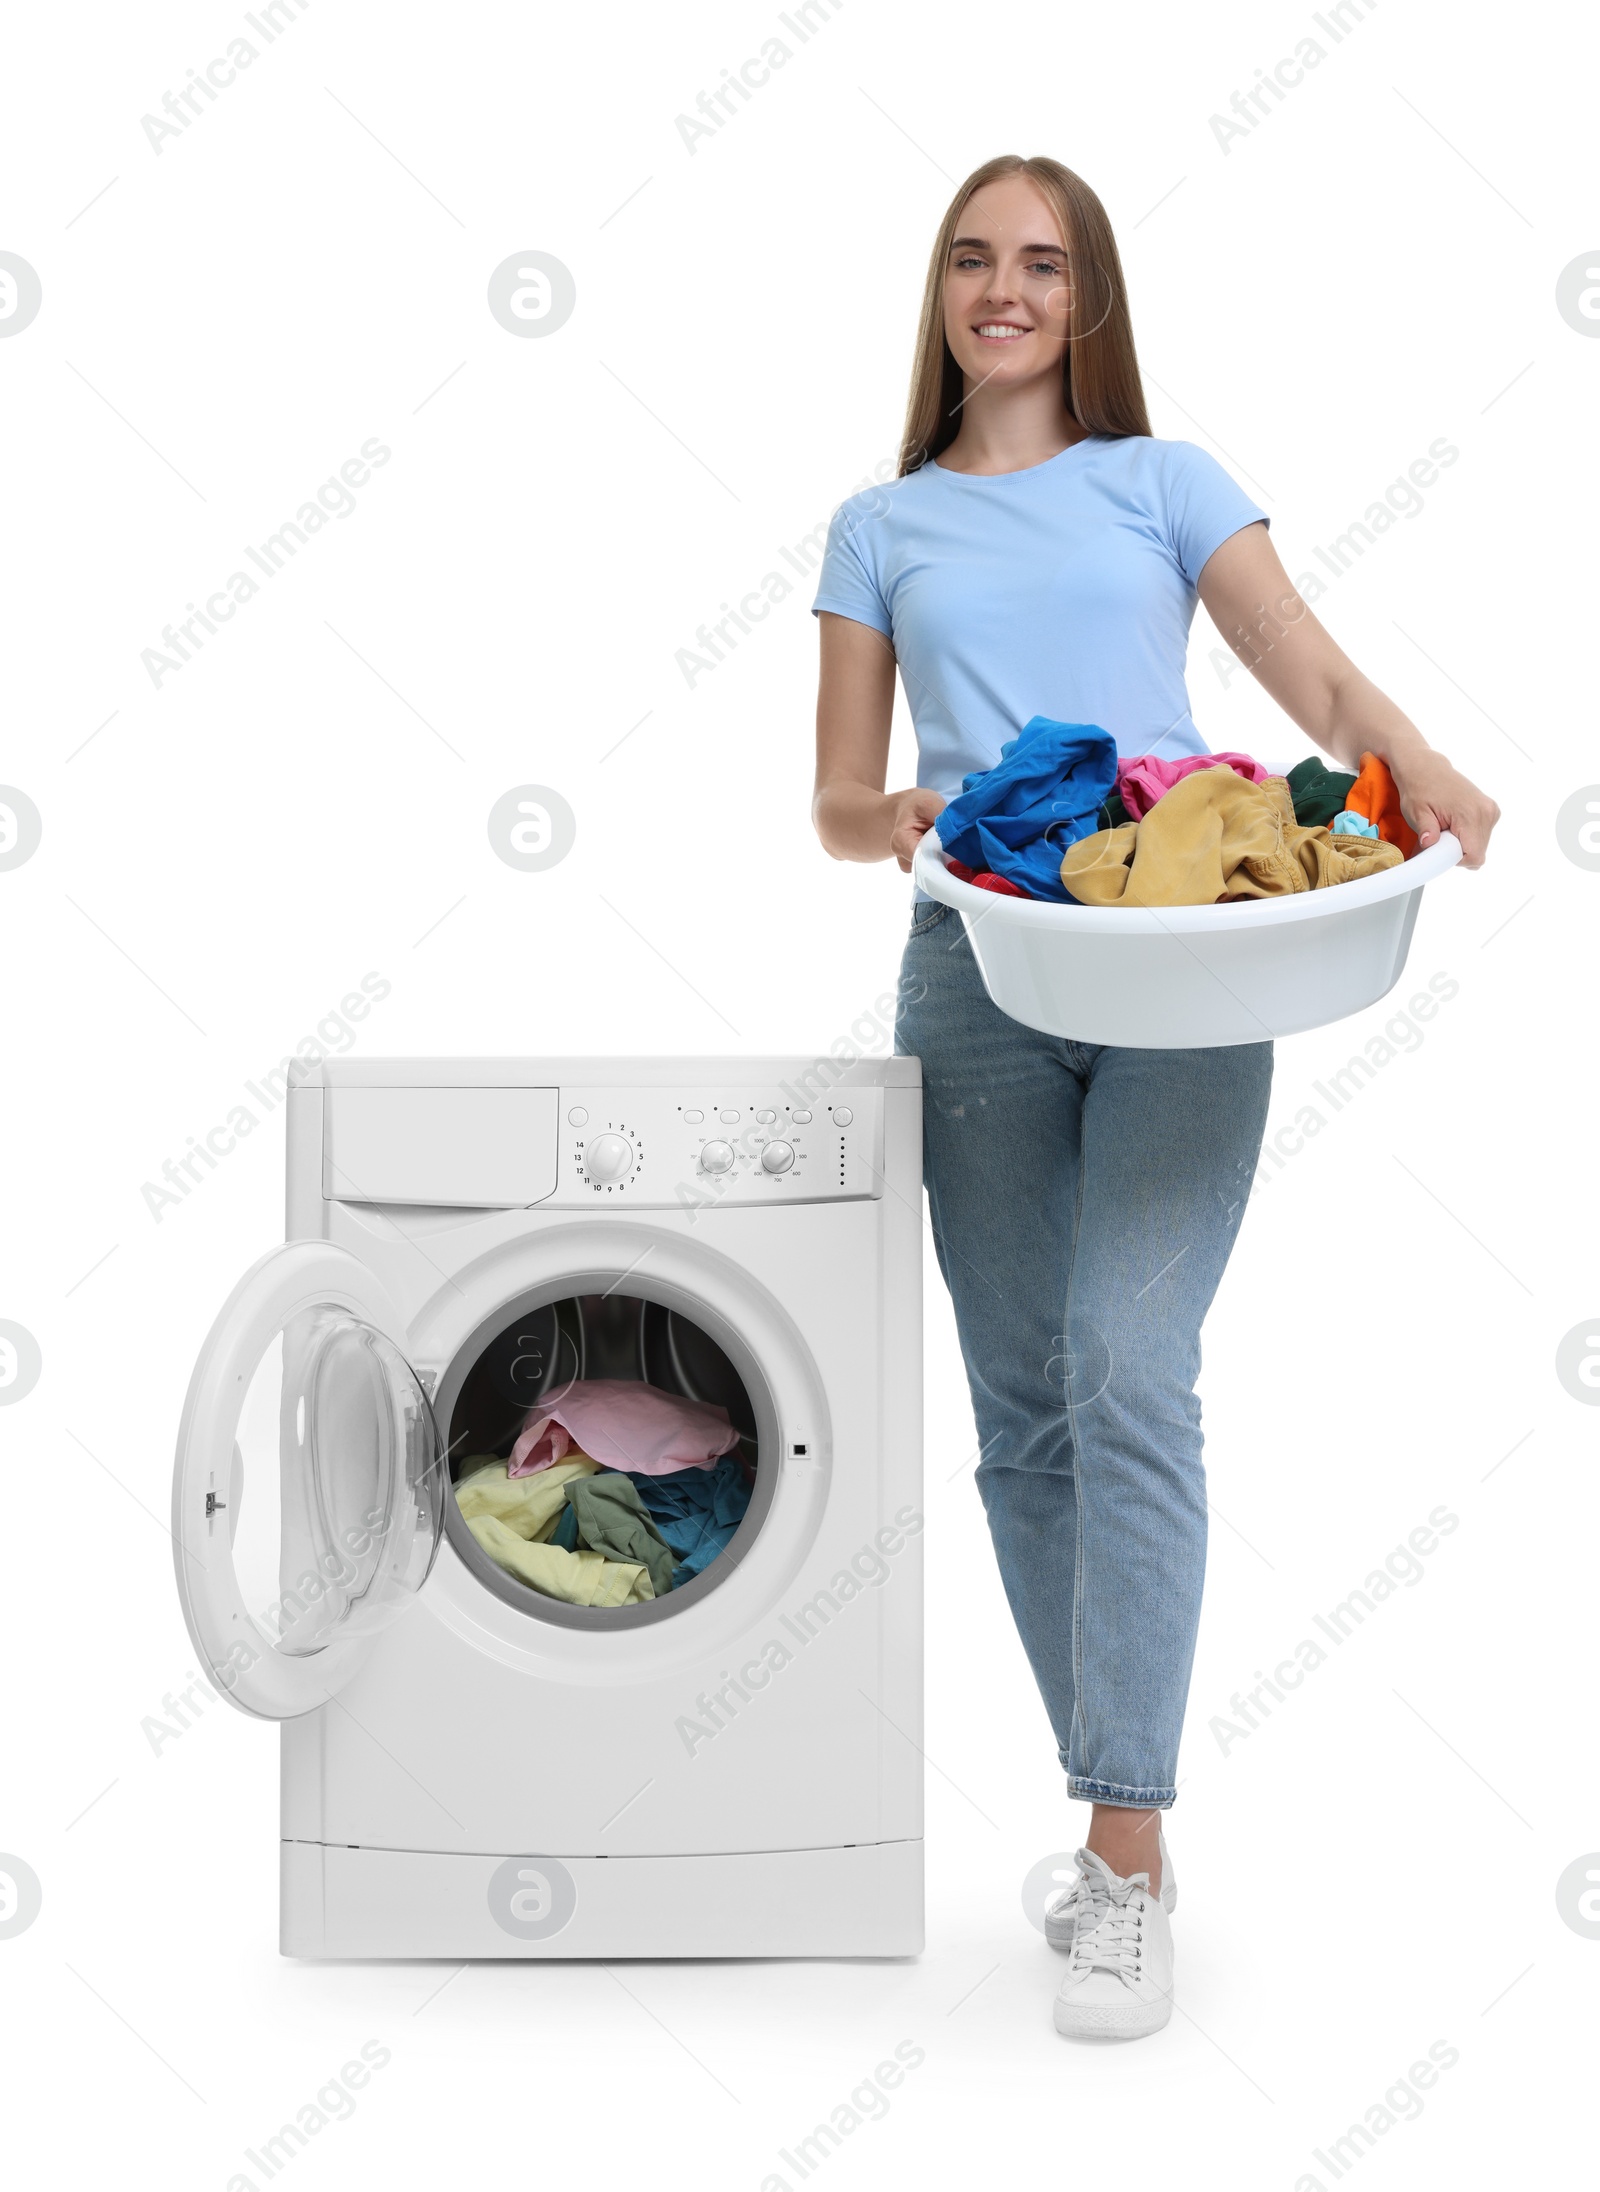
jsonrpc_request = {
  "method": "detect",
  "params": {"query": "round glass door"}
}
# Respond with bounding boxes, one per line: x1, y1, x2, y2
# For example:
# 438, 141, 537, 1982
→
234, 1306, 440, 1653
174, 1242, 445, 1718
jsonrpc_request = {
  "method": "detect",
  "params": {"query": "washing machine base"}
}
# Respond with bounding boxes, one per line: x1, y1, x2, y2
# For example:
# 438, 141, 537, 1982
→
281, 1839, 924, 1958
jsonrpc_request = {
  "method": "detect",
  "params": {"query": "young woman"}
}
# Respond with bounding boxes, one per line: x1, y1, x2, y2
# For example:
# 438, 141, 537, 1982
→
810, 154, 1498, 2041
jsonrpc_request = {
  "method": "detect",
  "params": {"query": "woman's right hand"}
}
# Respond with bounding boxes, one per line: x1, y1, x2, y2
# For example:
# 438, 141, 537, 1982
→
889, 787, 947, 872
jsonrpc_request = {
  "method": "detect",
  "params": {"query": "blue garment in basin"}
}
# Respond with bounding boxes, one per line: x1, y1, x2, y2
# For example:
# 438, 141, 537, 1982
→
934, 717, 1118, 902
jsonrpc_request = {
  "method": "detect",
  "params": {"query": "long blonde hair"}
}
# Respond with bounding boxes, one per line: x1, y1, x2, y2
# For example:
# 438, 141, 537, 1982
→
899, 155, 1151, 475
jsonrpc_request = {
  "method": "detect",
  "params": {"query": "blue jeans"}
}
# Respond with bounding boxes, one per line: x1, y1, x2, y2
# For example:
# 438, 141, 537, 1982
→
894, 902, 1273, 1808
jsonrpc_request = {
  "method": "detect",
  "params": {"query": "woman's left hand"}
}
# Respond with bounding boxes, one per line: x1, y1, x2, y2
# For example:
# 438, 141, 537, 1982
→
1389, 749, 1500, 868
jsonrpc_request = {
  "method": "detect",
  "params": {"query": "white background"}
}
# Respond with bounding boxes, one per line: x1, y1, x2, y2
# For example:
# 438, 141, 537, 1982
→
2, 0, 1595, 2183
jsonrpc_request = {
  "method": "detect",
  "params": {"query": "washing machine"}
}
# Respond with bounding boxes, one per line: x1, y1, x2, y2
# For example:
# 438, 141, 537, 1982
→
171, 1056, 924, 1958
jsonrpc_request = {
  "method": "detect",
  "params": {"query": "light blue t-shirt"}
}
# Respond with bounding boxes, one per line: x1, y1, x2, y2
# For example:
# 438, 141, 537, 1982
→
811, 435, 1268, 801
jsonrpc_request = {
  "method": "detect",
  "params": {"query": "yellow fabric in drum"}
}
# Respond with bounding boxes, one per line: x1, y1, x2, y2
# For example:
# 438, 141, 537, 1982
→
1059, 767, 1404, 907
455, 1457, 599, 1542
455, 1458, 653, 1604
464, 1514, 655, 1605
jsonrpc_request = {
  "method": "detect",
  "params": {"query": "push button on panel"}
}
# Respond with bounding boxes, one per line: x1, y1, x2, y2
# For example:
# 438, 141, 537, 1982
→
719, 1108, 740, 1124
567, 1107, 588, 1126
683, 1109, 704, 1124
833, 1107, 854, 1127
792, 1110, 812, 1125
755, 1108, 776, 1124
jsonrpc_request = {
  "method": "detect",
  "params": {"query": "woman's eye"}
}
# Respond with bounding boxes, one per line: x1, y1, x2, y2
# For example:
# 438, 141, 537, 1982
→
953, 254, 986, 270
1028, 261, 1064, 278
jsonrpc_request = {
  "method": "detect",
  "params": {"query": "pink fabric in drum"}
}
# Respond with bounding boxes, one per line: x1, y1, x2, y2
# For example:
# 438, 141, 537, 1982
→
507, 1379, 742, 1478
1116, 750, 1268, 821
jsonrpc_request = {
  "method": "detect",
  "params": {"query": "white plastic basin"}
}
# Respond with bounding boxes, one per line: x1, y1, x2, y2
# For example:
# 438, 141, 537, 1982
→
911, 823, 1462, 1049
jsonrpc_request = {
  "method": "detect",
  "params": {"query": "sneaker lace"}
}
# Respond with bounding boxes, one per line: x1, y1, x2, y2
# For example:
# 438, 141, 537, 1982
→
1065, 1871, 1149, 1982
1046, 1866, 1104, 1936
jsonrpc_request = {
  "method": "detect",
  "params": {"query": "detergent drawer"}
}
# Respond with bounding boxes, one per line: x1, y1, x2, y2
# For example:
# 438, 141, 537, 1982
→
323, 1086, 559, 1206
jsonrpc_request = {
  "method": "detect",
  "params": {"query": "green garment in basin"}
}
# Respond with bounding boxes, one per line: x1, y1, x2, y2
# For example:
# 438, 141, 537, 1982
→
1284, 754, 1358, 830
564, 1473, 677, 1598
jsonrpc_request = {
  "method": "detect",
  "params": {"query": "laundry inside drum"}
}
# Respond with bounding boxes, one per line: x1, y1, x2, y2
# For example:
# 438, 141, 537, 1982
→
447, 1293, 759, 1613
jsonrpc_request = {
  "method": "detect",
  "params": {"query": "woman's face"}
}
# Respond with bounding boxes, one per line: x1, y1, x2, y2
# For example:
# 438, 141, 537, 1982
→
941, 173, 1072, 392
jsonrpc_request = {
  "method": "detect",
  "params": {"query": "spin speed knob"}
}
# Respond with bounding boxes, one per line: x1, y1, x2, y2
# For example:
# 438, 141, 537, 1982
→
585, 1132, 635, 1183
760, 1140, 796, 1175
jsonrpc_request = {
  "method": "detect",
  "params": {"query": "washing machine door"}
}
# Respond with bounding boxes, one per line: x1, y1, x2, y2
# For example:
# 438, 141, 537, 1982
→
172, 1240, 445, 1721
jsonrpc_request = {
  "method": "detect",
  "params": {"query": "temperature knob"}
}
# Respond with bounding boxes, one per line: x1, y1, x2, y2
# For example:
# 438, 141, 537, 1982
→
700, 1140, 735, 1175
585, 1132, 635, 1183
760, 1140, 795, 1174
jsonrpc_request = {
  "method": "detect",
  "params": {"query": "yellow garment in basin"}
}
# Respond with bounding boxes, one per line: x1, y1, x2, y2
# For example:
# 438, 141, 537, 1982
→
465, 1514, 655, 1606
455, 1457, 598, 1543
1060, 767, 1403, 906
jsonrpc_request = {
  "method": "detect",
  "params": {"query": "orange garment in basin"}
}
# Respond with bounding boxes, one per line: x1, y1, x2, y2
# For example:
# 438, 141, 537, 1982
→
1345, 751, 1420, 858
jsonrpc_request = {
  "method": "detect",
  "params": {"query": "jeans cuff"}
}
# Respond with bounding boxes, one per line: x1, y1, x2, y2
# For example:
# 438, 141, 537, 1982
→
1066, 1773, 1176, 1809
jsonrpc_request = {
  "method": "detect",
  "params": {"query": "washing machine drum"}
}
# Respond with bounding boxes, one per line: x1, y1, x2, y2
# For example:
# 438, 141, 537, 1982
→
444, 1291, 765, 1626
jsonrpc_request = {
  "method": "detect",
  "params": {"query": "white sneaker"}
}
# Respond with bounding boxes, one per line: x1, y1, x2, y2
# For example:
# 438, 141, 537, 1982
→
1051, 1849, 1175, 2040
1044, 1827, 1175, 1949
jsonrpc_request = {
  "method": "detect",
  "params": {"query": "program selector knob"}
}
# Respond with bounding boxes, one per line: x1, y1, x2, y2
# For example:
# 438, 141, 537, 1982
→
760, 1140, 795, 1174
700, 1140, 735, 1175
585, 1132, 635, 1183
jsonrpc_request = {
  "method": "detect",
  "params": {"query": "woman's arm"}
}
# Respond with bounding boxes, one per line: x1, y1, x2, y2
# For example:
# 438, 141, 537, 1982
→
813, 611, 946, 869
1197, 523, 1500, 867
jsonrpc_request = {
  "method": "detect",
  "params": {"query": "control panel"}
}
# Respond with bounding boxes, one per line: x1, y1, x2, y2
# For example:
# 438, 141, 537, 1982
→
555, 1085, 883, 1207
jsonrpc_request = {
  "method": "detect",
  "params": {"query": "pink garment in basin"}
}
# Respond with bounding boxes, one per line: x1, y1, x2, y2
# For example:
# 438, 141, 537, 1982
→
507, 1379, 742, 1478
1116, 750, 1268, 821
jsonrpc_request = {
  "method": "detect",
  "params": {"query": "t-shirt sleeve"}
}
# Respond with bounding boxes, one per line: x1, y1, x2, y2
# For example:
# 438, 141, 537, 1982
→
811, 497, 893, 636
1160, 442, 1269, 588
